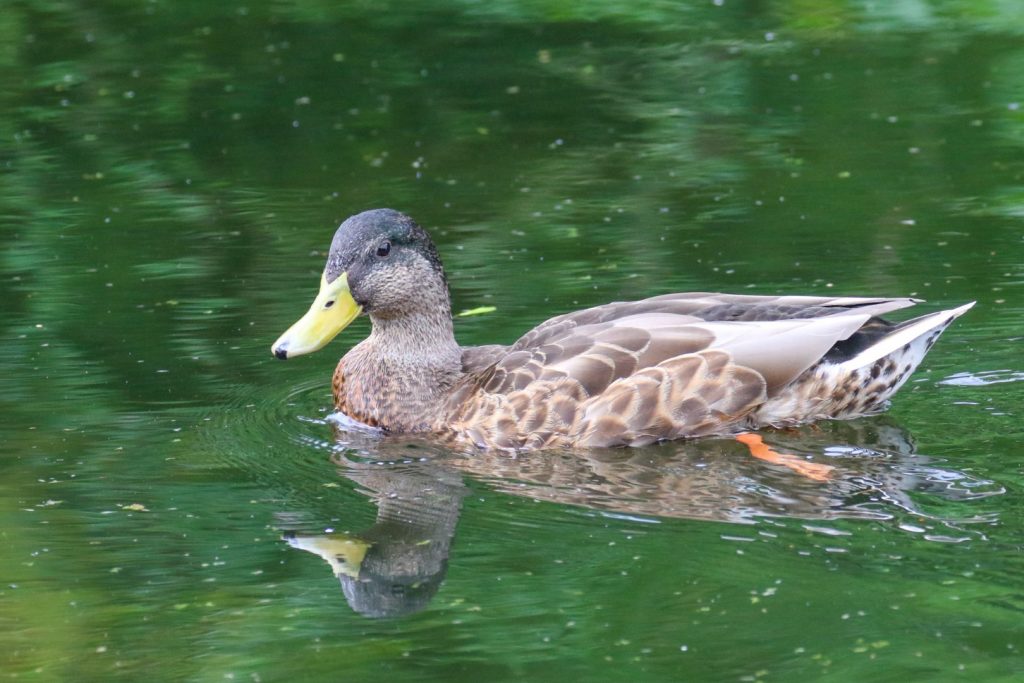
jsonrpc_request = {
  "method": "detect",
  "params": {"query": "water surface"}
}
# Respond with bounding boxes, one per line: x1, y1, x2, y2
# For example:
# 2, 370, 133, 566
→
3, 2, 1024, 681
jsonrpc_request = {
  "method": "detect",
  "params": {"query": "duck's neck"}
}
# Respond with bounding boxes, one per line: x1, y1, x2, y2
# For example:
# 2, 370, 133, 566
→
333, 305, 464, 432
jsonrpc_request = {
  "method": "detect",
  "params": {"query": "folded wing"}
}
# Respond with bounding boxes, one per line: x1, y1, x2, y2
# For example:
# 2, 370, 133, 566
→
445, 293, 918, 450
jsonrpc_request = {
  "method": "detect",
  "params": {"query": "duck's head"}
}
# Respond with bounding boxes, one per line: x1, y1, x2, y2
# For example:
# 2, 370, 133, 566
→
271, 208, 447, 359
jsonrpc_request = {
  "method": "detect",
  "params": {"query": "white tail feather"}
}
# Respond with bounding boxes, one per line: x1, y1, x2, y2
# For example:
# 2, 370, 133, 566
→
838, 301, 975, 372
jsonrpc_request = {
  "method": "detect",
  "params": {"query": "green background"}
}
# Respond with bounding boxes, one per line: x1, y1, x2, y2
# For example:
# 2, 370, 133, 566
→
2, 1, 1023, 681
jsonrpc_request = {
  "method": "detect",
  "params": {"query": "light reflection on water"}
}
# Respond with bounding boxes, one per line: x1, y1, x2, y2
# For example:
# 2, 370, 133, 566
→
939, 369, 1024, 386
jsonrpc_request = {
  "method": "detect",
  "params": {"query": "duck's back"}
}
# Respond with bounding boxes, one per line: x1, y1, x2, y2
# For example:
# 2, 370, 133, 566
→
444, 293, 970, 451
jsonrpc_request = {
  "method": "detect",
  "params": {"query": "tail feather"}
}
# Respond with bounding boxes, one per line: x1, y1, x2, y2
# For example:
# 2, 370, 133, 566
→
838, 301, 975, 372
746, 301, 973, 426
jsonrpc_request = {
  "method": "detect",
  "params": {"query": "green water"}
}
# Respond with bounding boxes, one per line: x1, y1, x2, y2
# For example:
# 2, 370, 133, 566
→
3, 2, 1024, 681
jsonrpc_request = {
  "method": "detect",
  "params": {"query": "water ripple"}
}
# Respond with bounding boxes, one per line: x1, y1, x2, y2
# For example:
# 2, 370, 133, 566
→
939, 369, 1024, 386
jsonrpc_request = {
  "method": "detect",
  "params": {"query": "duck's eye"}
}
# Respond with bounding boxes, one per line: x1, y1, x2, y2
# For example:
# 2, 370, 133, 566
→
376, 240, 392, 258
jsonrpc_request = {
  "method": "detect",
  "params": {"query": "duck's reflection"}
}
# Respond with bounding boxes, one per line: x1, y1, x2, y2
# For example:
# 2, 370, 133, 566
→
281, 417, 1000, 617
283, 456, 465, 618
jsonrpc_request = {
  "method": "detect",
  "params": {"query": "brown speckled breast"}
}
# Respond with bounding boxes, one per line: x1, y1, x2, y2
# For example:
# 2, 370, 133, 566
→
332, 359, 382, 428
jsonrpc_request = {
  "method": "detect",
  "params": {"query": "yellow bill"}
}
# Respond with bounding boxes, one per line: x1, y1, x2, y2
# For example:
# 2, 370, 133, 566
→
284, 532, 370, 579
271, 272, 362, 359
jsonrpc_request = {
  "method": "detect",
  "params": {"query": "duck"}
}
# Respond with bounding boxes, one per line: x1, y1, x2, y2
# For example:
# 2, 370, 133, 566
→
271, 208, 974, 452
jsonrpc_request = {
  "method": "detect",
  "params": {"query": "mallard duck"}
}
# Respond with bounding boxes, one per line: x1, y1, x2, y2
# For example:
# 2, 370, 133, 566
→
272, 209, 973, 451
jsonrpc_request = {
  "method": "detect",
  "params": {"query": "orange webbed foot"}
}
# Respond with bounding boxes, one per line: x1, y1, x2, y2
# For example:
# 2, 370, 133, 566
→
735, 433, 834, 482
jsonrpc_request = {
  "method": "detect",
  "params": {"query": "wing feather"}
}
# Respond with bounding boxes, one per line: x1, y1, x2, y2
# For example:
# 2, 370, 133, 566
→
445, 292, 919, 449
